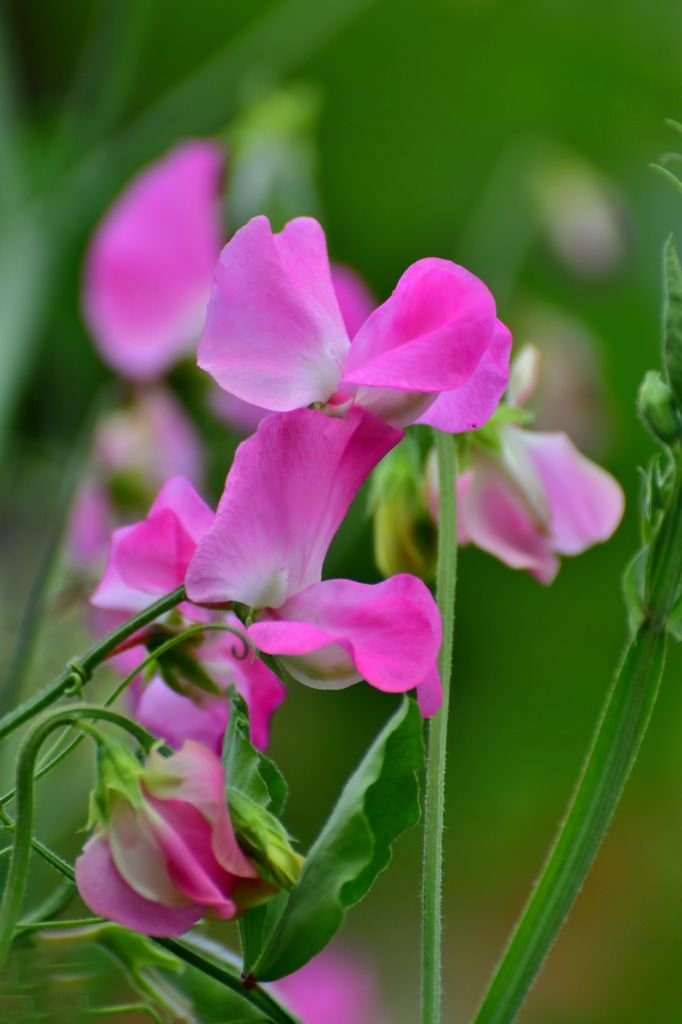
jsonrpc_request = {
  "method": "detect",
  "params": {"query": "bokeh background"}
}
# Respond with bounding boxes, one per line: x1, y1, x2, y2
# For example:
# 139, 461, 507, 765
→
2, 1, 682, 1021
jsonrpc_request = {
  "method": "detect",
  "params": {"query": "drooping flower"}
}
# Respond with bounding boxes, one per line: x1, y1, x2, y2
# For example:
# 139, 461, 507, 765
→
428, 345, 625, 583
198, 215, 511, 430
91, 476, 285, 751
271, 946, 392, 1024
186, 407, 443, 716
75, 740, 267, 937
68, 387, 204, 571
83, 141, 224, 380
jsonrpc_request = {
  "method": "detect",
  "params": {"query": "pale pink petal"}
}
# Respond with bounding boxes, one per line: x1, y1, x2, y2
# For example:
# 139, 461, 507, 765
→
417, 320, 512, 432
67, 478, 112, 569
186, 407, 401, 609
249, 575, 442, 699
83, 141, 224, 380
342, 259, 496, 398
506, 344, 540, 408
520, 431, 625, 554
108, 801, 185, 906
76, 833, 202, 937
198, 216, 349, 410
330, 264, 376, 339
145, 798, 239, 915
459, 460, 559, 584
143, 741, 258, 879
210, 387, 269, 435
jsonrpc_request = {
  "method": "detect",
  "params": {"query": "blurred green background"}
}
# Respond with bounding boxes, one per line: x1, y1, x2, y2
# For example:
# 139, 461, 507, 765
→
3, 0, 682, 1021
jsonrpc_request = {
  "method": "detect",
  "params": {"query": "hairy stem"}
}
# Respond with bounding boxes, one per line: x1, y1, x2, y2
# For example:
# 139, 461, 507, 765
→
422, 431, 458, 1024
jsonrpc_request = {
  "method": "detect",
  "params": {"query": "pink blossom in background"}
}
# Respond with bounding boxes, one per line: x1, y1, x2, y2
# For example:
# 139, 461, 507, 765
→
272, 947, 391, 1024
186, 407, 443, 716
211, 260, 379, 436
67, 387, 204, 572
76, 741, 266, 937
91, 476, 285, 750
198, 215, 510, 430
83, 141, 224, 380
429, 345, 625, 583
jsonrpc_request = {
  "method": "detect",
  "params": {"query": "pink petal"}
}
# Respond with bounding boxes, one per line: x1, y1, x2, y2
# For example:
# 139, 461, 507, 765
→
272, 947, 389, 1024
76, 833, 202, 937
143, 742, 258, 879
249, 575, 442, 697
417, 319, 512, 433
520, 431, 625, 554
93, 477, 214, 607
108, 801, 185, 906
67, 478, 112, 569
198, 216, 349, 410
416, 666, 443, 718
132, 676, 229, 754
210, 387, 269, 435
459, 459, 559, 584
83, 141, 224, 380
330, 263, 376, 339
342, 259, 497, 399
186, 407, 401, 609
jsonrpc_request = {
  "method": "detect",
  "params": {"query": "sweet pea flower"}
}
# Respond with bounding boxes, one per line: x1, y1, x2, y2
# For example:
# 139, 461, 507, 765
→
186, 407, 443, 716
211, 261, 379, 436
429, 345, 625, 584
198, 214, 511, 430
68, 387, 203, 571
83, 141, 224, 380
272, 947, 391, 1024
91, 476, 285, 751
76, 740, 266, 937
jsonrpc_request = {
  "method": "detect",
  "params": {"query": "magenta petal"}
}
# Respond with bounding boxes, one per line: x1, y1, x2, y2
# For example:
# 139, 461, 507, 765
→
107, 477, 214, 598
417, 319, 512, 433
330, 263, 376, 339
186, 407, 401, 608
198, 216, 349, 410
521, 431, 625, 554
76, 833, 202, 937
460, 461, 559, 583
342, 259, 496, 394
83, 141, 223, 380
249, 575, 442, 696
132, 677, 228, 753
416, 666, 443, 718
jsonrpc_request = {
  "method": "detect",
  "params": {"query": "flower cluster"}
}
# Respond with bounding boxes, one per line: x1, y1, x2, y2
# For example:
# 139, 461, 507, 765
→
71, 138, 624, 965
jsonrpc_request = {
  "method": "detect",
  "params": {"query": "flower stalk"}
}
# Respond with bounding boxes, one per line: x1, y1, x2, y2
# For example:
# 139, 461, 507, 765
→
421, 430, 458, 1024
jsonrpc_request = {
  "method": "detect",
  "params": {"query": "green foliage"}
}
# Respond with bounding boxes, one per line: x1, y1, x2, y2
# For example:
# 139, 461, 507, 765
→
663, 236, 682, 410
241, 696, 424, 981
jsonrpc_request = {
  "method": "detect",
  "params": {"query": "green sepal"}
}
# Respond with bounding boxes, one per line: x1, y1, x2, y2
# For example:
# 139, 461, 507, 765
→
229, 789, 303, 890
88, 737, 145, 829
638, 370, 682, 445
663, 235, 682, 409
145, 630, 223, 698
223, 688, 287, 816
244, 696, 424, 981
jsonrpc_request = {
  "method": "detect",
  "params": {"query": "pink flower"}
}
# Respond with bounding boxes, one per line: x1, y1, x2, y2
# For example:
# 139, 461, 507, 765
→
68, 387, 204, 572
198, 215, 510, 429
272, 947, 391, 1024
91, 476, 285, 750
186, 407, 443, 716
211, 261, 379, 436
430, 345, 625, 583
76, 741, 265, 937
83, 141, 224, 380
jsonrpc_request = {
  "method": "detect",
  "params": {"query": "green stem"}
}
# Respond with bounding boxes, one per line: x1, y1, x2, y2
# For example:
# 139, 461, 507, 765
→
0, 585, 186, 743
0, 619, 248, 807
422, 431, 458, 1024
472, 454, 682, 1024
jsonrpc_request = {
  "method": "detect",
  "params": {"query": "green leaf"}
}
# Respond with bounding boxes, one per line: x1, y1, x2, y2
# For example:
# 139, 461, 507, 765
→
663, 235, 682, 408
223, 689, 287, 816
246, 696, 424, 981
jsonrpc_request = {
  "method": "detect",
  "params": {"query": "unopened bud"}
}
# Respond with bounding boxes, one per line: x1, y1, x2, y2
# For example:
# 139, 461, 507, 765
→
228, 790, 303, 890
638, 371, 682, 444
370, 439, 437, 581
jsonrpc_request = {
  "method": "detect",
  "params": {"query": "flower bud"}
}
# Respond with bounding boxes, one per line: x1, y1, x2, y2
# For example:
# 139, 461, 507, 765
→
638, 371, 682, 445
370, 439, 437, 581
228, 789, 304, 890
